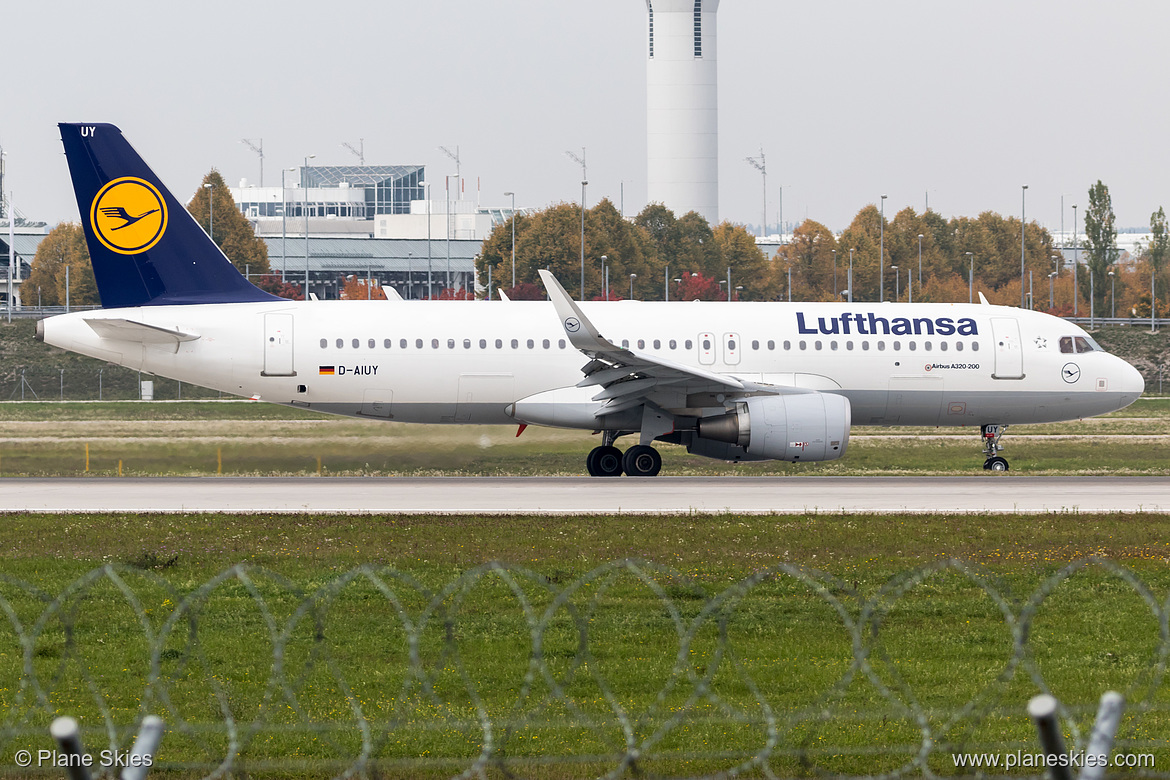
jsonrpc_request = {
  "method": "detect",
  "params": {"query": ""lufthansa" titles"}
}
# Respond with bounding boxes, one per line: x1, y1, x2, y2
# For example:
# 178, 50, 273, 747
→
796, 312, 978, 336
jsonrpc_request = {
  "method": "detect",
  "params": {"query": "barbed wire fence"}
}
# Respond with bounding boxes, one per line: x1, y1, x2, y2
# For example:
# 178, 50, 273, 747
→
0, 558, 1167, 778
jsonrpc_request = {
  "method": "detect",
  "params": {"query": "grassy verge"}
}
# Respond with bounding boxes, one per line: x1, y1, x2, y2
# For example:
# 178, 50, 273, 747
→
0, 512, 1167, 777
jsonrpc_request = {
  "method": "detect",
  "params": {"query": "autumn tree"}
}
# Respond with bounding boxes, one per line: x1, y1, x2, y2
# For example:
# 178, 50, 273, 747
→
187, 170, 271, 276
340, 275, 388, 300
713, 222, 774, 300
1147, 207, 1168, 319
26, 222, 99, 306
773, 220, 837, 301
1082, 180, 1117, 316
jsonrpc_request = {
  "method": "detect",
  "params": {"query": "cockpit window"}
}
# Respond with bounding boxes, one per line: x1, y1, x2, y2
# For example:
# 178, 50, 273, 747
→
1059, 336, 1074, 354
1074, 336, 1099, 353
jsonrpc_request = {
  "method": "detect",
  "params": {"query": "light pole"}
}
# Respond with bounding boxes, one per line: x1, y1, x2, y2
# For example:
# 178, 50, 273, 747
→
424, 181, 433, 298
1090, 267, 1095, 329
879, 194, 887, 302
628, 273, 637, 300
1021, 185, 1028, 308
304, 154, 316, 299
891, 265, 899, 301
204, 183, 214, 243
832, 249, 837, 298
1049, 271, 1057, 310
848, 248, 854, 303
966, 252, 974, 304
579, 180, 588, 300
600, 255, 608, 299
786, 266, 792, 302
445, 174, 459, 291
917, 233, 924, 286
1072, 203, 1079, 317
504, 191, 516, 288
664, 264, 669, 301
407, 252, 413, 299
280, 167, 295, 282
1109, 270, 1115, 319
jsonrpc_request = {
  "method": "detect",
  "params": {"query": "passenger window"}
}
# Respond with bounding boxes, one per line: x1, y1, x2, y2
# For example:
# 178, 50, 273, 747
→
669, 339, 677, 350
400, 339, 408, 349
1060, 336, 1075, 354
352, 339, 359, 349
799, 340, 807, 350
846, 341, 854, 350
685, 340, 693, 349
814, 341, 822, 350
432, 339, 440, 349
971, 342, 980, 352
320, 339, 327, 348
526, 339, 534, 349
495, 339, 503, 349
415, 339, 423, 349
862, 341, 870, 351
336, 338, 344, 349
542, 339, 550, 349
511, 339, 519, 349
447, 339, 455, 349
956, 342, 964, 352
751, 340, 759, 350
877, 341, 886, 351
479, 339, 487, 349
940, 341, 948, 352
783, 340, 791, 350
653, 339, 661, 349
622, 339, 630, 349
368, 338, 375, 349
702, 338, 711, 350
767, 340, 775, 350
729, 339, 737, 350
558, 339, 566, 349
463, 339, 471, 349
384, 339, 392, 348
638, 339, 645, 349
831, 341, 838, 351
924, 341, 931, 351
908, 341, 916, 351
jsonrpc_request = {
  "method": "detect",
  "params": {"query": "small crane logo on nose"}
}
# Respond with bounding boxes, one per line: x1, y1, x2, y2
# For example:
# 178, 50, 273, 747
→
1062, 363, 1081, 383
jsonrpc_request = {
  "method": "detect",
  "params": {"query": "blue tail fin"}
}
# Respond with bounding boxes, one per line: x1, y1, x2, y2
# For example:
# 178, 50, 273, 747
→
59, 122, 281, 307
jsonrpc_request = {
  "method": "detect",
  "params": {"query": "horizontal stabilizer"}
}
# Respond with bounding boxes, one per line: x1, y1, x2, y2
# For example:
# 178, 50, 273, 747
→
84, 318, 200, 345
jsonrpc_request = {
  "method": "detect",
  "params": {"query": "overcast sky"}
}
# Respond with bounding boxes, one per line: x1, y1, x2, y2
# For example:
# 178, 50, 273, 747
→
3, 1, 1168, 235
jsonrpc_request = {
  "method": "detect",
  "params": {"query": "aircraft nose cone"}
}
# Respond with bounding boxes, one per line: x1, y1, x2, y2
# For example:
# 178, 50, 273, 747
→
1118, 358, 1145, 398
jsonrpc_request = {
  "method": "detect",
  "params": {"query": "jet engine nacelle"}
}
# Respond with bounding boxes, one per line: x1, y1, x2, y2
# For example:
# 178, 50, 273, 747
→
696, 393, 851, 462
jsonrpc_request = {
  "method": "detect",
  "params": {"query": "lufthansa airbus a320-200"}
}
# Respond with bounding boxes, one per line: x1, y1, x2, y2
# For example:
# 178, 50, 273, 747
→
39, 123, 1145, 476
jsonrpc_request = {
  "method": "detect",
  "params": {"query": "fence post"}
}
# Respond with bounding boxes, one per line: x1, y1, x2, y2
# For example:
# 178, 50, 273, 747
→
1082, 691, 1125, 780
98, 368, 103, 401
60, 368, 64, 401
1027, 694, 1073, 780
122, 715, 165, 780
49, 716, 92, 780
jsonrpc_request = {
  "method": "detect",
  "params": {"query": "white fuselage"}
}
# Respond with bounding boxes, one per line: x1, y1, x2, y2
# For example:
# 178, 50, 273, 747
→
40, 299, 1144, 429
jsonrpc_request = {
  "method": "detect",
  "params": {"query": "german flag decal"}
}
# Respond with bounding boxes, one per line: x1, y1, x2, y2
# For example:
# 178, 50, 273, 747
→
319, 366, 336, 376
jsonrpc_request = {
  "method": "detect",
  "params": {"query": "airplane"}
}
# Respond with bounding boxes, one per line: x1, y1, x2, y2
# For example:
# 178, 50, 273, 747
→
39, 123, 1145, 476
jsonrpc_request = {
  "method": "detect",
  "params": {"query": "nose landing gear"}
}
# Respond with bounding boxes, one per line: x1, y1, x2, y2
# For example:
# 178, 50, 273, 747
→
981, 424, 1009, 471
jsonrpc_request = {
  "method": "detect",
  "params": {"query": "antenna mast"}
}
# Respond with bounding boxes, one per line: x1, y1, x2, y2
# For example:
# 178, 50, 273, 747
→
745, 147, 766, 237
565, 147, 587, 181
240, 139, 264, 186
342, 139, 365, 166
439, 145, 461, 179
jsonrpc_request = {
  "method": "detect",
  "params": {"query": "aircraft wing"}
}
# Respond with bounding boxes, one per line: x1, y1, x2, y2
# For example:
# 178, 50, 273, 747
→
538, 270, 806, 417
84, 318, 200, 345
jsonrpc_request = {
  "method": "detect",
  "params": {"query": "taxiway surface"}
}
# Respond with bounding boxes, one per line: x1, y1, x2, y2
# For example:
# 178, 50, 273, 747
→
3, 476, 1166, 514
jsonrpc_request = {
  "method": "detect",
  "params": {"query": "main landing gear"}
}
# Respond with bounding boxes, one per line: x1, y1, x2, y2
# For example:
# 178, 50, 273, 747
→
981, 424, 1009, 471
586, 433, 662, 477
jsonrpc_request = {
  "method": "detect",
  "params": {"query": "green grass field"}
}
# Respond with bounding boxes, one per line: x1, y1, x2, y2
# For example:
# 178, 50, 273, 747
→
1, 398, 1168, 477
0, 511, 1168, 777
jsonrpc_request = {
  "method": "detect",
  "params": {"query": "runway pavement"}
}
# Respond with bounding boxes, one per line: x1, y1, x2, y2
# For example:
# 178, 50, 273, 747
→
2, 476, 1168, 514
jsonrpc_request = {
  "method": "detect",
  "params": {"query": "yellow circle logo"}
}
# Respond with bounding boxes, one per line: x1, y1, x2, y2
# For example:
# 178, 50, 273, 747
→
90, 177, 168, 255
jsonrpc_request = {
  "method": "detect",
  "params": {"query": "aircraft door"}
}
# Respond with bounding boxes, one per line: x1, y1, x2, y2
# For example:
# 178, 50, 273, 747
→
990, 317, 1024, 379
723, 332, 741, 365
262, 313, 296, 376
698, 332, 716, 365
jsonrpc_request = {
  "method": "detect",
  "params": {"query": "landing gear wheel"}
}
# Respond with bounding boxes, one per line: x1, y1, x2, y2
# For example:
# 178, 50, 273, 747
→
984, 456, 1009, 472
586, 446, 623, 477
622, 445, 662, 477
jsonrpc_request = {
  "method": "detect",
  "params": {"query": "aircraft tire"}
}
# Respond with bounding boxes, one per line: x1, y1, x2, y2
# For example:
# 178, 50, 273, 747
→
622, 445, 662, 477
985, 456, 1009, 472
587, 446, 624, 477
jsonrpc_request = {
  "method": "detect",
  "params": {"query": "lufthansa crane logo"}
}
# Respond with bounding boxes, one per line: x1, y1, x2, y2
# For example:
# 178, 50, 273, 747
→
564, 317, 581, 333
90, 177, 168, 255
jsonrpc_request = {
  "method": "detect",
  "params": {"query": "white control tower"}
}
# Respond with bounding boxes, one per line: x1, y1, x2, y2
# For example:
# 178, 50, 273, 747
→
645, 0, 720, 224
